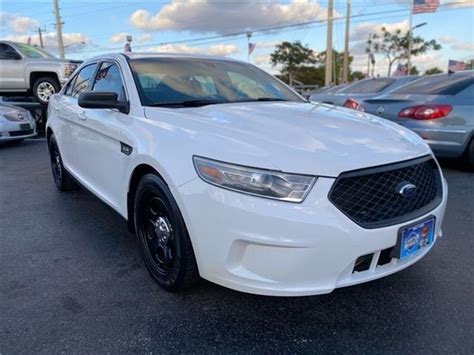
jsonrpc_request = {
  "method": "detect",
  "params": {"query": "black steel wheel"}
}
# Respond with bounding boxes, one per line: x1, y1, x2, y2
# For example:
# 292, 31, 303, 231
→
134, 174, 199, 291
48, 135, 78, 191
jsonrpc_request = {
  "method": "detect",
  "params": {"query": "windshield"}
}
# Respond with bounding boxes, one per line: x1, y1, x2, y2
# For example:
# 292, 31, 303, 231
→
15, 43, 54, 58
338, 78, 395, 94
129, 58, 303, 107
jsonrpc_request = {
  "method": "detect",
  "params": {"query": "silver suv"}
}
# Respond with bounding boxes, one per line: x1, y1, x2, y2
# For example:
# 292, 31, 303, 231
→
0, 41, 81, 104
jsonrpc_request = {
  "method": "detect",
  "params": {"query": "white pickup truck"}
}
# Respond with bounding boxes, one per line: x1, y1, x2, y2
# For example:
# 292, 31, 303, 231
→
0, 41, 81, 104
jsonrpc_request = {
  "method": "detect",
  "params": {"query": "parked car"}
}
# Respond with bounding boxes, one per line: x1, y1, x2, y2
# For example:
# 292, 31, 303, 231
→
309, 84, 347, 103
0, 41, 81, 104
362, 71, 474, 168
46, 53, 447, 296
312, 76, 419, 108
0, 103, 36, 144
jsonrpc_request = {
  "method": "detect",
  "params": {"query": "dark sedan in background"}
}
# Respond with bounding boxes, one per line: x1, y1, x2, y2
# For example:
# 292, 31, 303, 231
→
361, 71, 473, 168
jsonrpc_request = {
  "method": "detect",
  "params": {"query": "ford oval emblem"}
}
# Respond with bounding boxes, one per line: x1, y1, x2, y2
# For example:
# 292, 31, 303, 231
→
397, 182, 417, 197
376, 106, 385, 115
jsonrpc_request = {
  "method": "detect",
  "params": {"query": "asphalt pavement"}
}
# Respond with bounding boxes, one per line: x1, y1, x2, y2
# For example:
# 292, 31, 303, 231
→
1, 139, 473, 353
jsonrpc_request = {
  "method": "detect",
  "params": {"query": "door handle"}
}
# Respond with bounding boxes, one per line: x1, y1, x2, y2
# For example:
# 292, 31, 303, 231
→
78, 111, 87, 120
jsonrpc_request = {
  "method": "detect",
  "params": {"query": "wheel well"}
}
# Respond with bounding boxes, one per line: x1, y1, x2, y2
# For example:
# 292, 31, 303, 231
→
127, 164, 164, 233
46, 127, 53, 145
30, 72, 59, 87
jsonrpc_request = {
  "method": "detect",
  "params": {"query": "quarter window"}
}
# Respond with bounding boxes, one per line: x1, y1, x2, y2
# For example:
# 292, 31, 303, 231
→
71, 64, 97, 97
92, 62, 126, 101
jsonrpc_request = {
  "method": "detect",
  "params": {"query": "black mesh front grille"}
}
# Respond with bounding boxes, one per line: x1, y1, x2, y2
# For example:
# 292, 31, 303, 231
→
9, 129, 34, 137
329, 156, 442, 229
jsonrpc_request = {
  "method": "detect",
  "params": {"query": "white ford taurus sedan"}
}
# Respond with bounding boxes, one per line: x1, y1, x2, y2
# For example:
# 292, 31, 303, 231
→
46, 53, 447, 296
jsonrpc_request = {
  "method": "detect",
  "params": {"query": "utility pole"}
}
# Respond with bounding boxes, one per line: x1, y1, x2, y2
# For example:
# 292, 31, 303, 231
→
38, 28, 44, 48
342, 0, 351, 83
366, 33, 371, 77
53, 0, 65, 59
407, 0, 413, 75
325, 0, 334, 86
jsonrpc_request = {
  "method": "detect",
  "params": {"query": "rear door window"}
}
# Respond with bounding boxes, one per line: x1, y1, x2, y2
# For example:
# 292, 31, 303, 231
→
393, 74, 474, 95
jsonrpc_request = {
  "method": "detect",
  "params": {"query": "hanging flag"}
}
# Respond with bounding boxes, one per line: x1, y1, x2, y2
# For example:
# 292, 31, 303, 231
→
393, 63, 408, 76
413, 0, 439, 14
124, 42, 132, 52
248, 42, 256, 56
448, 60, 466, 72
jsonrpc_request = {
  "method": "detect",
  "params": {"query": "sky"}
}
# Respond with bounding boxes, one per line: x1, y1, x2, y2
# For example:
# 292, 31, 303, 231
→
1, 0, 473, 76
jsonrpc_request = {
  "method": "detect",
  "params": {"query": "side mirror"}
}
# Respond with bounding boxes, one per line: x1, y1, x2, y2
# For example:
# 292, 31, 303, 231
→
78, 92, 129, 114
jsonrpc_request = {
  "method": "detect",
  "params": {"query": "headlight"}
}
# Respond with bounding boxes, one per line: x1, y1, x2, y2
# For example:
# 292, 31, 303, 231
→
64, 63, 78, 77
193, 156, 316, 203
4, 111, 28, 122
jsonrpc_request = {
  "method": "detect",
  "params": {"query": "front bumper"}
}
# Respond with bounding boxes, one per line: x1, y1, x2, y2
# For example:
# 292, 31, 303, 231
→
173, 174, 448, 296
0, 119, 37, 141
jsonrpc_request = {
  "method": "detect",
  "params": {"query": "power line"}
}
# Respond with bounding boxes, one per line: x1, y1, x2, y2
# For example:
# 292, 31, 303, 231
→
63, 2, 469, 55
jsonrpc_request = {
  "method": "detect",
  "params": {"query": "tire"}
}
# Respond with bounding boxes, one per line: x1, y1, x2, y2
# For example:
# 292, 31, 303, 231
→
32, 76, 60, 105
134, 174, 199, 291
48, 135, 78, 191
464, 138, 474, 171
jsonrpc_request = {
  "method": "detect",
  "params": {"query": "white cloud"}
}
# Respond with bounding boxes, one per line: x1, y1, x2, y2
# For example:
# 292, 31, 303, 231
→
109, 32, 153, 44
253, 54, 271, 66
4, 32, 90, 54
137, 33, 153, 43
441, 0, 474, 8
350, 41, 368, 55
0, 12, 39, 34
350, 20, 409, 41
439, 35, 474, 51
110, 32, 128, 44
146, 43, 239, 56
129, 0, 330, 34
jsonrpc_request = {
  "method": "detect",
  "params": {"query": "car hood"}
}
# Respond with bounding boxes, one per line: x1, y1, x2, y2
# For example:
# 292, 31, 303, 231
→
0, 103, 28, 114
145, 102, 431, 177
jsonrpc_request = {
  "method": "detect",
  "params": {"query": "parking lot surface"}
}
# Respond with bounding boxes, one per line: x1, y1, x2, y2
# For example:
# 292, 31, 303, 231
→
1, 140, 473, 353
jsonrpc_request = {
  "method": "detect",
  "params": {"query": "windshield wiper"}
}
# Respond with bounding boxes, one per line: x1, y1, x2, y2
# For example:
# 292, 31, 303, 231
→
238, 97, 289, 103
148, 99, 226, 108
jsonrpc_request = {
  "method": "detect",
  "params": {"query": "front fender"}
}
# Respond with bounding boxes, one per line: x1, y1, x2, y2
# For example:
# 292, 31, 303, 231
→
24, 63, 64, 86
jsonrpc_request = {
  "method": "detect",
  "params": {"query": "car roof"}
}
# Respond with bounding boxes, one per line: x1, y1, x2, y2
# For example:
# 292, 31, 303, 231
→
85, 52, 244, 63
0, 40, 19, 45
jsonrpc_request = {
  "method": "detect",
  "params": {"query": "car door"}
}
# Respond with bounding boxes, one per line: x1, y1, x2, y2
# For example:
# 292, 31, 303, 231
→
57, 63, 98, 175
73, 61, 132, 211
0, 43, 26, 90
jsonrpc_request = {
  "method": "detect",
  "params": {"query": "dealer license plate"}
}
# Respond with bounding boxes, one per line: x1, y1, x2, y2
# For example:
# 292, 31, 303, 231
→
397, 217, 435, 259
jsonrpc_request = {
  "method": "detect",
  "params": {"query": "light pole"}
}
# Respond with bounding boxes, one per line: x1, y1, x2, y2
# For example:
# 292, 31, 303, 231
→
407, 22, 427, 75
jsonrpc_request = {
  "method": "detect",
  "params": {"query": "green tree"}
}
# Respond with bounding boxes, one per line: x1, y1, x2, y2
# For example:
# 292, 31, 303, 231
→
315, 50, 353, 85
367, 27, 441, 76
270, 41, 316, 86
351, 71, 365, 81
276, 66, 325, 87
410, 66, 419, 75
425, 67, 443, 75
